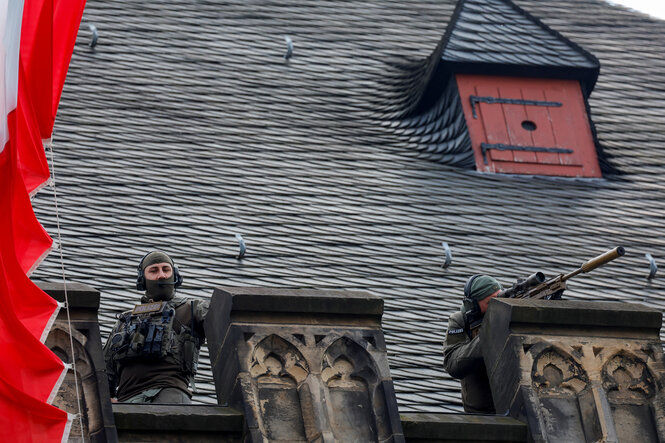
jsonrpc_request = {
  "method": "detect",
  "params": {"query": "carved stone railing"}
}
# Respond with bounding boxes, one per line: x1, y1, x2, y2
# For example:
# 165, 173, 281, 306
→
481, 298, 665, 443
43, 283, 665, 442
205, 287, 405, 443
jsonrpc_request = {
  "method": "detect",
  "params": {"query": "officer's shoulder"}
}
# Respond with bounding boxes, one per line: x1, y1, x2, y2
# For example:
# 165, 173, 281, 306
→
448, 311, 466, 330
167, 296, 189, 308
169, 296, 208, 308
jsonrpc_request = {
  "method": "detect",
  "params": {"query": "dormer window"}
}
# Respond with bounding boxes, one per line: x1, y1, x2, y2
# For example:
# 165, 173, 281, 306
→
393, 0, 607, 178
456, 75, 601, 177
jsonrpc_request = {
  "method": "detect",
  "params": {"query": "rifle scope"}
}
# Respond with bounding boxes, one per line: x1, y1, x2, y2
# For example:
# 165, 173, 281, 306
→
502, 271, 545, 298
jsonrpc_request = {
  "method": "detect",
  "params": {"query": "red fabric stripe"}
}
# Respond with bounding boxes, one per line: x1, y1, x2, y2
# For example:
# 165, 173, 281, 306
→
52, 0, 87, 124
4, 110, 53, 275
0, 147, 64, 403
0, 146, 58, 337
16, 63, 50, 196
20, 0, 87, 140
0, 376, 69, 442
19, 0, 53, 139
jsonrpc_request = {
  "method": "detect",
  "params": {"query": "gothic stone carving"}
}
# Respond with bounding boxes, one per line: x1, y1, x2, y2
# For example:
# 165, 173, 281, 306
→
206, 287, 404, 443
321, 336, 393, 442
40, 282, 117, 443
600, 349, 662, 443
531, 345, 589, 396
237, 331, 398, 442
249, 335, 310, 441
526, 343, 595, 442
47, 325, 95, 440
481, 298, 665, 443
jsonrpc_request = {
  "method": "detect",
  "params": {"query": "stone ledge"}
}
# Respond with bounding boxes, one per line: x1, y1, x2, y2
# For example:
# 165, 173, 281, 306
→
38, 281, 100, 309
113, 404, 243, 432
401, 413, 527, 442
490, 298, 662, 330
214, 286, 384, 317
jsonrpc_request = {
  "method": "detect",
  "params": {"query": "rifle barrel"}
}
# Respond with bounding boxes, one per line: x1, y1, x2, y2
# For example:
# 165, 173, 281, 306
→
562, 246, 625, 281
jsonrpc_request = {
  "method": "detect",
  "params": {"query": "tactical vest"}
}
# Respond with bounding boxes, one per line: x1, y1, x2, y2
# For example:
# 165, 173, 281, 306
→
107, 299, 201, 379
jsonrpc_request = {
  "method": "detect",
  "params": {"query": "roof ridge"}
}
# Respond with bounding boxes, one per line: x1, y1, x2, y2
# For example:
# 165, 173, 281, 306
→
440, 0, 599, 91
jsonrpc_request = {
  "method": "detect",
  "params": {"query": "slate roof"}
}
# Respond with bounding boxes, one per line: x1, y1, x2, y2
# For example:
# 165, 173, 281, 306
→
31, 0, 665, 413
390, 78, 475, 167
442, 0, 599, 71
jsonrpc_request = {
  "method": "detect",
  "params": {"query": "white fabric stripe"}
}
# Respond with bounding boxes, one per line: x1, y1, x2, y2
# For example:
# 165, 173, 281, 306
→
47, 360, 68, 405
61, 414, 75, 443
40, 299, 61, 343
26, 243, 54, 277
0, 0, 23, 152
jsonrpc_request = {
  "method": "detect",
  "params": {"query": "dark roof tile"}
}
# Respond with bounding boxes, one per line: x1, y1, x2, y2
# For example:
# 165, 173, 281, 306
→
442, 0, 598, 70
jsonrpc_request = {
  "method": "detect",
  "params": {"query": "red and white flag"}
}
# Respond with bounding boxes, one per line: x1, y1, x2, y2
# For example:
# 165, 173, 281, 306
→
0, 0, 85, 440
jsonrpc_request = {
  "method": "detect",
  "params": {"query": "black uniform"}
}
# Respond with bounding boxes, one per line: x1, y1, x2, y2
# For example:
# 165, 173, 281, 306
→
443, 311, 495, 414
103, 296, 208, 402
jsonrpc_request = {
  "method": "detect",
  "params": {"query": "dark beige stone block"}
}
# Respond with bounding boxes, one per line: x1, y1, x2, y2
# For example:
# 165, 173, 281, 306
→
205, 287, 404, 443
41, 282, 118, 443
480, 298, 665, 443
400, 412, 527, 442
112, 404, 243, 442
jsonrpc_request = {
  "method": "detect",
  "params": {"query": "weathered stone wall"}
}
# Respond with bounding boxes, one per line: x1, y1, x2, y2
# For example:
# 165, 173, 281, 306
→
112, 404, 243, 442
481, 298, 665, 443
401, 413, 527, 442
205, 287, 405, 443
40, 282, 118, 443
42, 284, 664, 443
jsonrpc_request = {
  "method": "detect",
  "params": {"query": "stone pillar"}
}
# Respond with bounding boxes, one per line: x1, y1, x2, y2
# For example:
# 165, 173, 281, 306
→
480, 298, 665, 443
205, 287, 405, 443
40, 282, 118, 443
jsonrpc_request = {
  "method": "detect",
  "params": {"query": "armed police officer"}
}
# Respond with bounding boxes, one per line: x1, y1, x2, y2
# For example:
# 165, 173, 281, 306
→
443, 275, 501, 414
103, 251, 208, 404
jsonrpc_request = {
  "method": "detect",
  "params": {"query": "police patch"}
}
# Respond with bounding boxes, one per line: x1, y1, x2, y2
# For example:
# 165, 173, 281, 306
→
448, 328, 464, 335
132, 301, 165, 314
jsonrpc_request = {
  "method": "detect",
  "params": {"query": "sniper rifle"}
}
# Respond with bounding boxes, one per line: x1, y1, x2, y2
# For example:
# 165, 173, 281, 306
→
500, 246, 626, 300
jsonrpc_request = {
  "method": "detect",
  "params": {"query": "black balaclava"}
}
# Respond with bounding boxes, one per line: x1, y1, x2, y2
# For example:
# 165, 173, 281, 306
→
141, 251, 176, 302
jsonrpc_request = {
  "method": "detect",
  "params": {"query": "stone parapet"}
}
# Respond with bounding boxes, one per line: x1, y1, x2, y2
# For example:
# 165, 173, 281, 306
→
401, 413, 527, 442
205, 287, 404, 443
481, 298, 665, 443
40, 282, 118, 443
112, 404, 243, 442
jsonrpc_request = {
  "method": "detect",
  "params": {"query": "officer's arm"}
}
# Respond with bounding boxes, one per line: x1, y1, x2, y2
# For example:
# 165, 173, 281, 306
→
102, 323, 119, 397
193, 299, 210, 339
442, 315, 484, 379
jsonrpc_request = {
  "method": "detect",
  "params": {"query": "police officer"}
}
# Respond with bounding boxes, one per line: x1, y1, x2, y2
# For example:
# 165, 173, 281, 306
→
103, 251, 208, 404
443, 275, 501, 414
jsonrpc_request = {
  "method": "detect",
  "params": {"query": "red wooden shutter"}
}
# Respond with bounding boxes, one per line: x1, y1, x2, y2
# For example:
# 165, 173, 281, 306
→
456, 74, 601, 178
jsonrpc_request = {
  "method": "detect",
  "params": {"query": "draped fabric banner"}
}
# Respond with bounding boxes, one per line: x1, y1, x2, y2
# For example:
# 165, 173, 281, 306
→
0, 0, 86, 440
0, 377, 71, 443
0, 233, 67, 404
0, 143, 59, 341
20, 0, 87, 140
16, 63, 50, 196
